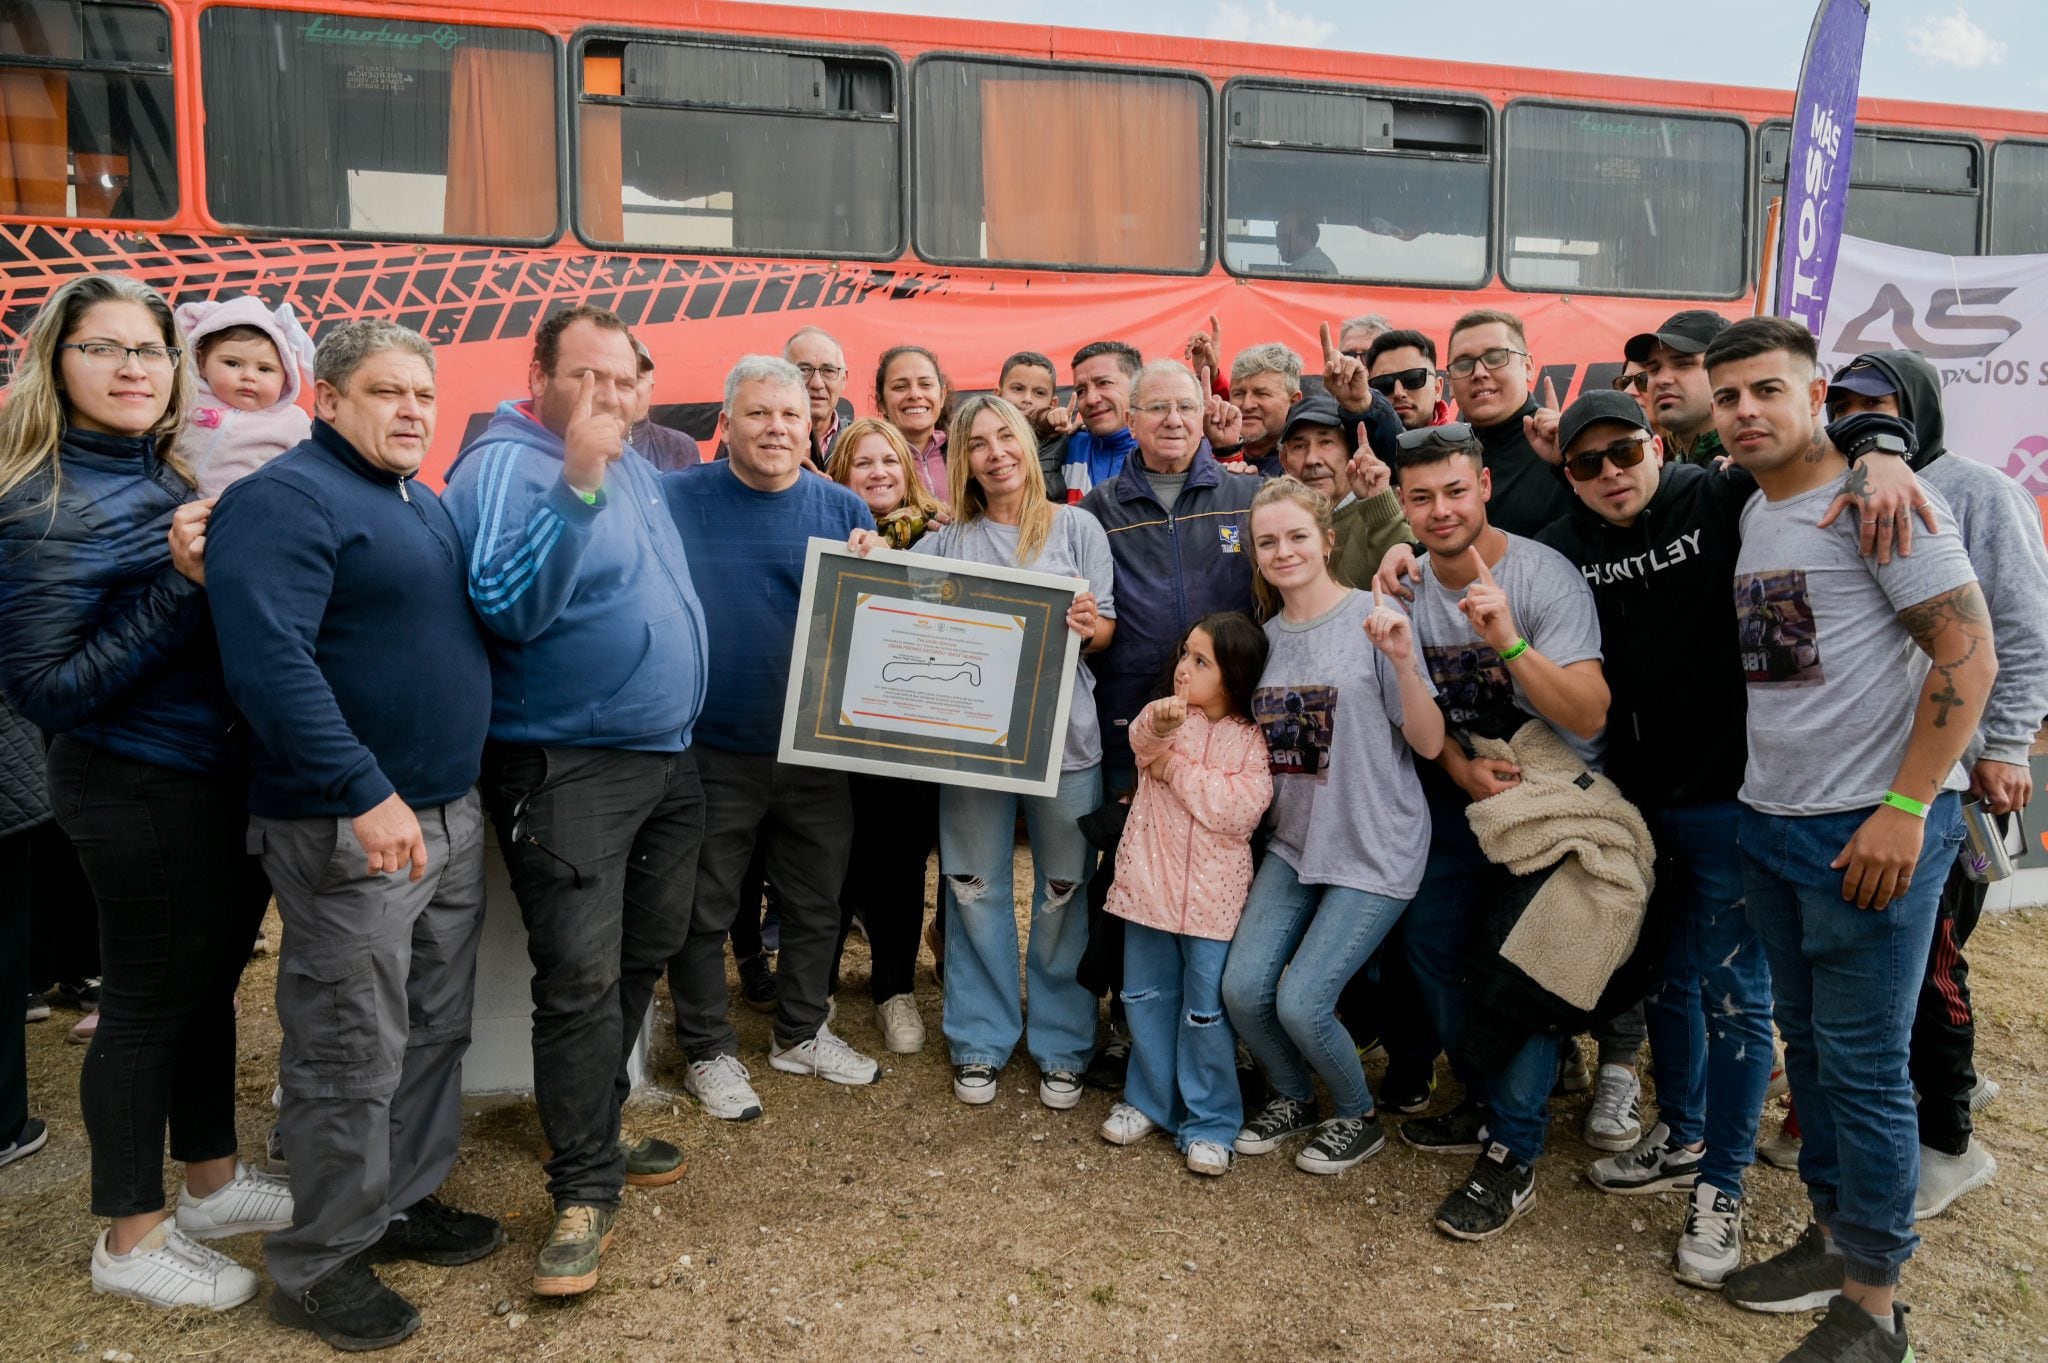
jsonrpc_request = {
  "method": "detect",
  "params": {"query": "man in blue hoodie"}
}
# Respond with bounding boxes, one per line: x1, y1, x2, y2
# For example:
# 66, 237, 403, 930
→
441, 306, 709, 1299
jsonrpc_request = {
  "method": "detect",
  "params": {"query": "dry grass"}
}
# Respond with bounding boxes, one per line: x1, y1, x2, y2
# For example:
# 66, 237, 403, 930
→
6, 889, 2048, 1363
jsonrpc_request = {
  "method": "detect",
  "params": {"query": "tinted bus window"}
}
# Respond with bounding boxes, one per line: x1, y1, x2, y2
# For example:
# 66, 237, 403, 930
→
1760, 127, 1980, 256
1505, 104, 1747, 297
577, 39, 899, 258
1, 0, 175, 220
201, 10, 558, 241
1224, 83, 1488, 286
915, 58, 1208, 273
1992, 142, 2048, 255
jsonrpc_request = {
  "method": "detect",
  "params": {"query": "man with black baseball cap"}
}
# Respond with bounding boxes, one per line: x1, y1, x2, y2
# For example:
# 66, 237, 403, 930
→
1277, 393, 1418, 592
1624, 310, 1730, 467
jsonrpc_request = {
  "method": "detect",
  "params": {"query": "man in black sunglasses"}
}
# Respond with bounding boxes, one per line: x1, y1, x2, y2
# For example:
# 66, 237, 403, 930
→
1365, 329, 1449, 432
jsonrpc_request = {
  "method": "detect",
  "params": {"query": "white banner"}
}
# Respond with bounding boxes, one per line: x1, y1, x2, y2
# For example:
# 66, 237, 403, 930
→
1819, 234, 2048, 507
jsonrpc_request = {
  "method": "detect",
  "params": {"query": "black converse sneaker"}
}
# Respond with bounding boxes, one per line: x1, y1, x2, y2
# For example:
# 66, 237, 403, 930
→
1777, 1296, 1912, 1362
1294, 1114, 1386, 1175
1434, 1142, 1536, 1242
1724, 1223, 1846, 1314
1233, 1095, 1321, 1155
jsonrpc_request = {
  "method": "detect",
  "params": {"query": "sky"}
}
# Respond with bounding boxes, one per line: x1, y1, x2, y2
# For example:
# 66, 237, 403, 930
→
756, 0, 2048, 113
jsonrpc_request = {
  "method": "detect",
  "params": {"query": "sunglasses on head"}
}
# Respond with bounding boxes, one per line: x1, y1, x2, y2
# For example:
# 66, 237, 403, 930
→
1394, 421, 1476, 454
1369, 368, 1435, 395
1611, 370, 1649, 394
1564, 431, 1654, 483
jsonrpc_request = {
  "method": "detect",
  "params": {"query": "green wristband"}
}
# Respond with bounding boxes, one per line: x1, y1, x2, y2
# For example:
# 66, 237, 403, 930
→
577, 487, 600, 506
1498, 636, 1530, 663
1881, 791, 1930, 819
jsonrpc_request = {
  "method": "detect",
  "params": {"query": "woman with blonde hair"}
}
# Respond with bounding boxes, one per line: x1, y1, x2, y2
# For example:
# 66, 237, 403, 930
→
827, 417, 942, 550
0, 275, 287, 1311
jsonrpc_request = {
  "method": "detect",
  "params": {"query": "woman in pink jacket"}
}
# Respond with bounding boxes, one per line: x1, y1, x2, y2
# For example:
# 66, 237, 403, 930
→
1099, 612, 1272, 1176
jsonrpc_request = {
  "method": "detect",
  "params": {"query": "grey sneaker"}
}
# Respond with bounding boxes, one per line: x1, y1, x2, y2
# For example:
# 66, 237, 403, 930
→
1968, 1074, 2001, 1112
1587, 1122, 1701, 1195
1674, 1182, 1743, 1289
684, 1054, 764, 1120
1724, 1223, 1844, 1314
1582, 1064, 1643, 1152
1913, 1139, 1996, 1221
1758, 1125, 1801, 1171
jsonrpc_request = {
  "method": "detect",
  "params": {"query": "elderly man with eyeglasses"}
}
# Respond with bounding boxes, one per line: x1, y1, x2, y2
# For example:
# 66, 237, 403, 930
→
783, 326, 850, 468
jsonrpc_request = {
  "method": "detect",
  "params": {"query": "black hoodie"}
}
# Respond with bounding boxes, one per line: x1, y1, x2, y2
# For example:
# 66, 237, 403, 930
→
1537, 460, 1756, 808
1856, 349, 1947, 472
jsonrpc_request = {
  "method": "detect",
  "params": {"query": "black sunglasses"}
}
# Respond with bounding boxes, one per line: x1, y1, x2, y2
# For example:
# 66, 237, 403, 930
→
1611, 371, 1650, 394
1564, 432, 1654, 483
1369, 368, 1435, 395
1394, 421, 1476, 453
509, 788, 583, 888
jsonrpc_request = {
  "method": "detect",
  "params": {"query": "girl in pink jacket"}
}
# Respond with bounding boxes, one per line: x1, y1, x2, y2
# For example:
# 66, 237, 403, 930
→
171, 297, 315, 498
1100, 612, 1272, 1176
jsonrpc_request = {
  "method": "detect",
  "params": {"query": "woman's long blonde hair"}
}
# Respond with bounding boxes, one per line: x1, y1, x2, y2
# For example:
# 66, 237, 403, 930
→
1248, 475, 1343, 621
947, 394, 1053, 566
826, 417, 942, 522
0, 274, 195, 516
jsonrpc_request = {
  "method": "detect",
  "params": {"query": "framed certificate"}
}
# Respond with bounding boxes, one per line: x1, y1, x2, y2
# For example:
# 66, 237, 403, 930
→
777, 537, 1085, 796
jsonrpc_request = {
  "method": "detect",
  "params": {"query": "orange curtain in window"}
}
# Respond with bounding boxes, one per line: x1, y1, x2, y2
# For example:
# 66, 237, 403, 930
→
578, 55, 623, 243
445, 48, 559, 238
979, 79, 1201, 270
0, 70, 69, 216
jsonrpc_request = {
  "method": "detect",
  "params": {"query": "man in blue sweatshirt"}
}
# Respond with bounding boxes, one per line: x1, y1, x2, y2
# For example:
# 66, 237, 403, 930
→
441, 306, 709, 1299
208, 320, 498, 1350
663, 356, 878, 1121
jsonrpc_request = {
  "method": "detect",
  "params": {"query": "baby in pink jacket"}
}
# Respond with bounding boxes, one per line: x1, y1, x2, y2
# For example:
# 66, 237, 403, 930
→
172, 297, 316, 498
1100, 612, 1273, 1177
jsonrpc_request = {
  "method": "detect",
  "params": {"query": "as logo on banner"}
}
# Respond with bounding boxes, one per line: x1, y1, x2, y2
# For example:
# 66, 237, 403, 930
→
1833, 285, 2024, 360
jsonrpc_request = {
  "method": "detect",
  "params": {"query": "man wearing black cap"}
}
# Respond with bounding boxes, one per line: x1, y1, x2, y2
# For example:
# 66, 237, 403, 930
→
1623, 310, 1730, 467
1275, 393, 1416, 609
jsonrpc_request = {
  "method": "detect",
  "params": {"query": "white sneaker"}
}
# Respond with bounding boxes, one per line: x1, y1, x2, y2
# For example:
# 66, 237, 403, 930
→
1186, 1140, 1232, 1176
874, 994, 925, 1055
174, 1162, 293, 1241
954, 1063, 998, 1105
684, 1054, 764, 1120
1674, 1182, 1744, 1289
770, 1024, 880, 1086
1969, 1075, 2001, 1112
1100, 1102, 1161, 1146
1583, 1064, 1643, 1152
1757, 1127, 1801, 1171
1038, 1070, 1084, 1110
1914, 1139, 1997, 1221
92, 1220, 258, 1311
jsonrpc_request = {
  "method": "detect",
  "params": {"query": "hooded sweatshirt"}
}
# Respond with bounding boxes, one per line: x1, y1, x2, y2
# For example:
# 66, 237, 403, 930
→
442, 401, 708, 752
171, 297, 316, 498
1859, 349, 2048, 768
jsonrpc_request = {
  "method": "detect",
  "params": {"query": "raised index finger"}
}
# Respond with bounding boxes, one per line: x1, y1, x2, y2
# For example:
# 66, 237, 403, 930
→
1541, 375, 1559, 410
575, 369, 595, 419
1208, 312, 1221, 344
1319, 321, 1338, 366
1468, 544, 1497, 587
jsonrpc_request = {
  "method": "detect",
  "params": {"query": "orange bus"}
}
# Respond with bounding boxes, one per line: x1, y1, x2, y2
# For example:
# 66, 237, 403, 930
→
5, 0, 2048, 479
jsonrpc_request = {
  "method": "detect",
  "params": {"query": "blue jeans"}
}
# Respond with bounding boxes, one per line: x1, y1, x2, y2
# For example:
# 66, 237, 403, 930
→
1121, 922, 1239, 1149
939, 767, 1101, 1073
1738, 796, 1963, 1288
1220, 854, 1405, 1118
1403, 794, 1559, 1164
1643, 801, 1775, 1199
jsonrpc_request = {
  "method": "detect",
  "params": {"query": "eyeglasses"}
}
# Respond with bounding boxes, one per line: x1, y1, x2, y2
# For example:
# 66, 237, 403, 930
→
795, 364, 846, 382
1611, 370, 1650, 394
61, 341, 180, 369
1564, 431, 1654, 483
1444, 347, 1527, 379
1135, 400, 1203, 420
1369, 368, 1435, 395
1394, 421, 1476, 453
1341, 348, 1372, 363
509, 789, 583, 889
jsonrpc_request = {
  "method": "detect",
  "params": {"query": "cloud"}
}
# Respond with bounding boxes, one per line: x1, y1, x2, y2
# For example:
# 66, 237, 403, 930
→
1907, 8, 2007, 69
1206, 0, 1335, 48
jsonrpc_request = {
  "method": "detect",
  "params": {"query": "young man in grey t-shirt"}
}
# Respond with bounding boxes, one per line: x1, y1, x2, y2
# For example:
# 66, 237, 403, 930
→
1708, 318, 1995, 1363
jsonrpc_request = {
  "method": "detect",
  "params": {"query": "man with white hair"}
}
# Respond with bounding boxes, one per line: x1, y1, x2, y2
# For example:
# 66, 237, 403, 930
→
784, 325, 850, 467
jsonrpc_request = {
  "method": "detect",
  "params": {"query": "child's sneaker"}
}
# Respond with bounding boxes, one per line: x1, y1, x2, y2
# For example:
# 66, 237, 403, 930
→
1233, 1095, 1319, 1155
1100, 1103, 1161, 1146
1185, 1141, 1232, 1176
1294, 1114, 1385, 1175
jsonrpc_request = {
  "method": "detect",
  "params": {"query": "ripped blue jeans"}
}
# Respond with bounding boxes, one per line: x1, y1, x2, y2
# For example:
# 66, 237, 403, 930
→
1121, 921, 1239, 1150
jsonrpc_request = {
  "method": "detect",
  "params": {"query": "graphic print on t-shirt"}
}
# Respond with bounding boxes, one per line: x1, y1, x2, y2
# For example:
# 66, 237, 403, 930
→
1733, 569, 1824, 687
1253, 685, 1336, 782
1421, 643, 1517, 735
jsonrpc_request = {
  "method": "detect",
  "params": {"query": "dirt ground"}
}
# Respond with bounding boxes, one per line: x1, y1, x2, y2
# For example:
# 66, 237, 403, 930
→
7, 884, 2048, 1363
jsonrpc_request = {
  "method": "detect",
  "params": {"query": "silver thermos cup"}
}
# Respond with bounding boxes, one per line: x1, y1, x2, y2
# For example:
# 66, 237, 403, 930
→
1960, 796, 2016, 883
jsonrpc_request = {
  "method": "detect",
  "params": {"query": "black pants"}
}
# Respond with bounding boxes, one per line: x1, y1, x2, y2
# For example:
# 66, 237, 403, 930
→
1, 824, 33, 1145
27, 820, 96, 993
481, 742, 704, 1210
730, 847, 774, 962
1911, 858, 1985, 1156
1338, 922, 1442, 1074
48, 738, 267, 1218
833, 773, 937, 1003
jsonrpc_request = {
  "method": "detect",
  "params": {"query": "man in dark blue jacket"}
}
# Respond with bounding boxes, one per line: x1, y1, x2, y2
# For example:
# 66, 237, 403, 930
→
208, 320, 499, 1350
441, 306, 709, 1299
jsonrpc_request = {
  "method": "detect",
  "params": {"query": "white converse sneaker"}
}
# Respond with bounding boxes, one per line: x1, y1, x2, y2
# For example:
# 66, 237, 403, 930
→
174, 1162, 293, 1241
1674, 1181, 1744, 1289
684, 1054, 764, 1120
874, 994, 926, 1055
1914, 1139, 1997, 1221
1100, 1102, 1161, 1146
92, 1220, 258, 1311
1582, 1064, 1643, 1152
1185, 1140, 1232, 1176
1038, 1070, 1084, 1110
770, 1024, 881, 1086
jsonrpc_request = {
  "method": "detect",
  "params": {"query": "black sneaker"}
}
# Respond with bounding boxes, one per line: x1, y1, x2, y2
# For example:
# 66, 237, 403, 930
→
1434, 1142, 1536, 1242
1401, 1095, 1490, 1154
621, 1134, 687, 1188
0, 1116, 48, 1169
47, 977, 100, 1011
1234, 1095, 1321, 1155
1381, 1056, 1437, 1115
1725, 1223, 1846, 1315
1295, 1114, 1386, 1175
1776, 1296, 1912, 1362
269, 1253, 422, 1351
738, 954, 778, 1014
1084, 1028, 1131, 1091
371, 1195, 504, 1267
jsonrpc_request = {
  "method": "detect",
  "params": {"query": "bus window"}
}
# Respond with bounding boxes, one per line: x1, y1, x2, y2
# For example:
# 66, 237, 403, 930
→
0, 0, 176, 220
200, 10, 558, 241
1223, 83, 1489, 287
1760, 126, 1980, 257
1991, 142, 2048, 255
1504, 103, 1747, 298
914, 57, 1208, 273
577, 38, 899, 259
